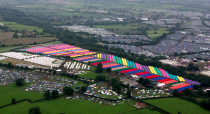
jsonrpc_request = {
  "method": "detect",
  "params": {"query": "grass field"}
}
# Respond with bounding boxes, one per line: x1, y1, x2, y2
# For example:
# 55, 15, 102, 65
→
0, 46, 19, 51
1, 37, 58, 46
143, 98, 210, 114
0, 32, 14, 41
0, 21, 43, 32
0, 84, 43, 107
0, 98, 143, 114
147, 28, 169, 39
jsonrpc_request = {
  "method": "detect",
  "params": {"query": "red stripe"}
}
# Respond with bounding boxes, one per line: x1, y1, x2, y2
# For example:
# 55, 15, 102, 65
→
170, 83, 191, 89
91, 61, 111, 65
145, 75, 160, 79
119, 69, 138, 73
134, 72, 149, 76
157, 79, 172, 83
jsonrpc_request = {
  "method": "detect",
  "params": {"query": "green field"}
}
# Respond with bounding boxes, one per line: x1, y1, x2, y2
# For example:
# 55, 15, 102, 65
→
147, 28, 169, 39
144, 98, 210, 114
0, 84, 43, 107
0, 98, 139, 114
0, 21, 43, 32
0, 46, 20, 51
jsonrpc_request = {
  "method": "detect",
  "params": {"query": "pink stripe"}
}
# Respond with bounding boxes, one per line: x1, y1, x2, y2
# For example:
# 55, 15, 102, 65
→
162, 69, 169, 78
135, 63, 139, 69
109, 54, 112, 61
111, 55, 114, 62
159, 69, 166, 77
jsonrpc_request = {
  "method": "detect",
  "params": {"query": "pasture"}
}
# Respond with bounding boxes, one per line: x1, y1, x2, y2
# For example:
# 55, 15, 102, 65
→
0, 84, 43, 107
147, 28, 169, 39
143, 98, 210, 114
0, 98, 140, 114
0, 32, 14, 41
0, 46, 19, 51
1, 37, 58, 46
0, 21, 43, 32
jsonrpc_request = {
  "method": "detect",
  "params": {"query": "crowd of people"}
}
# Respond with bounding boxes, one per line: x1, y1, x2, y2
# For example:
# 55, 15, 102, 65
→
141, 37, 210, 56
101, 35, 151, 44
23, 79, 78, 94
167, 32, 186, 40
183, 35, 210, 44
107, 44, 158, 57
133, 89, 171, 99
67, 94, 131, 106
183, 53, 210, 60
0, 68, 43, 85
60, 25, 115, 36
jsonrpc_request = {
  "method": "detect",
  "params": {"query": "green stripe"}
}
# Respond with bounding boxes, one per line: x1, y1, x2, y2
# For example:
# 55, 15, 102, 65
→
90, 60, 105, 63
113, 68, 131, 72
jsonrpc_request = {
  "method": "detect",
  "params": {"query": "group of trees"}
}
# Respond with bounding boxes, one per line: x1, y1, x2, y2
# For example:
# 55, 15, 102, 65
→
138, 77, 151, 86
16, 78, 24, 86
96, 75, 106, 81
111, 77, 121, 94
44, 87, 74, 99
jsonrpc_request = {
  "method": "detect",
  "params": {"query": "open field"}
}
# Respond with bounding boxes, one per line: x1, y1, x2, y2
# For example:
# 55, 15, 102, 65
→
143, 98, 210, 114
0, 98, 141, 114
124, 108, 161, 114
147, 28, 169, 39
0, 21, 43, 32
0, 46, 19, 51
0, 32, 14, 41
1, 37, 58, 46
0, 84, 43, 107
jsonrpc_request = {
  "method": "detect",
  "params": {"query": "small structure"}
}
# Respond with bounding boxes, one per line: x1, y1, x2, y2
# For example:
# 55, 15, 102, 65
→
134, 102, 146, 108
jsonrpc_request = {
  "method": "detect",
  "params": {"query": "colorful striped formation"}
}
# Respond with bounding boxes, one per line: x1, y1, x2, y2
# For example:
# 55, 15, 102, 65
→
21, 44, 96, 57
95, 53, 200, 86
21, 44, 199, 93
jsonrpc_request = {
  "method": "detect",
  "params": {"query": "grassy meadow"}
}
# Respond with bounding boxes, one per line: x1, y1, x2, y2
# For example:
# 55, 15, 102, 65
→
0, 21, 43, 32
1, 37, 58, 46
143, 98, 210, 114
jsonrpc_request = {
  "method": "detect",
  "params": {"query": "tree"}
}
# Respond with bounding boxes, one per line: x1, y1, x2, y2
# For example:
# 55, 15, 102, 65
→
127, 90, 131, 98
138, 77, 143, 84
13, 33, 18, 38
182, 88, 191, 96
95, 63, 104, 73
12, 98, 16, 104
126, 83, 130, 88
44, 90, 51, 99
52, 90, 59, 98
173, 89, 178, 96
25, 66, 28, 70
63, 86, 74, 95
29, 107, 41, 114
87, 61, 91, 65
106, 67, 112, 73
96, 75, 106, 81
16, 78, 24, 86
81, 86, 87, 93
7, 62, 13, 68
53, 70, 56, 75
187, 63, 194, 71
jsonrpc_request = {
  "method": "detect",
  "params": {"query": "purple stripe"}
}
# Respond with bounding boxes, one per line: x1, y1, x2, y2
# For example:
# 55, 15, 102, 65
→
146, 66, 150, 73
